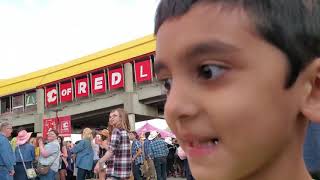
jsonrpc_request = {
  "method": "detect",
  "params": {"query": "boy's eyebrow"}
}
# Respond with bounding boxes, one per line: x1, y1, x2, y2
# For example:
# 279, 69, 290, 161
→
154, 40, 238, 74
184, 40, 239, 60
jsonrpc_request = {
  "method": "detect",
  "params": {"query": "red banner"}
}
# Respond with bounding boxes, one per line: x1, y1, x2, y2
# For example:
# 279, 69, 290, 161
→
92, 73, 106, 94
60, 82, 73, 103
108, 67, 124, 90
45, 86, 58, 107
42, 117, 57, 139
58, 116, 72, 137
135, 59, 152, 83
43, 115, 71, 138
75, 77, 89, 98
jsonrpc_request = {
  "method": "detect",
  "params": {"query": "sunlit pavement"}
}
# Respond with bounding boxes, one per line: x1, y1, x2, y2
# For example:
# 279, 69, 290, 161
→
168, 177, 186, 180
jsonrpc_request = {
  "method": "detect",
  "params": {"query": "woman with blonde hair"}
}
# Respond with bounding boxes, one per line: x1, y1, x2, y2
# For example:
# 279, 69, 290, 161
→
71, 128, 94, 180
94, 108, 131, 180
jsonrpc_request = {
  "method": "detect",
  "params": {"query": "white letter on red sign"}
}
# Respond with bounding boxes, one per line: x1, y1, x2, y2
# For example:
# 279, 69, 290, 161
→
62, 88, 72, 96
78, 82, 87, 94
94, 77, 103, 90
47, 89, 57, 103
111, 72, 121, 85
140, 66, 147, 78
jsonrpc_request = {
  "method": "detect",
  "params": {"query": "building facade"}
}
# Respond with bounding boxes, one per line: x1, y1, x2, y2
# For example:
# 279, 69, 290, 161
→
0, 35, 166, 134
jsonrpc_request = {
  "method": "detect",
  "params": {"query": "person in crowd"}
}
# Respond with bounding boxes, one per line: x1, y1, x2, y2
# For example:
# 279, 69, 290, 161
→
154, 0, 320, 180
130, 131, 143, 180
90, 130, 100, 179
165, 137, 176, 177
148, 131, 169, 180
14, 129, 35, 180
34, 134, 42, 162
57, 136, 68, 180
97, 129, 109, 180
177, 146, 194, 180
304, 122, 320, 179
0, 122, 15, 180
65, 140, 75, 180
94, 108, 131, 180
38, 129, 60, 180
71, 128, 94, 180
11, 136, 17, 152
10, 129, 19, 152
171, 139, 183, 178
34, 138, 41, 163
143, 132, 156, 180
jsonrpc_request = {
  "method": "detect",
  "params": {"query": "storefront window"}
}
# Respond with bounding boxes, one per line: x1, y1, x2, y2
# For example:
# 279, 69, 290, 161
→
1, 96, 11, 114
12, 94, 24, 113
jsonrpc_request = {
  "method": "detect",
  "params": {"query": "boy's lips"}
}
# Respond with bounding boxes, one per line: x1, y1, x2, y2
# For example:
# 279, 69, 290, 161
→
178, 133, 220, 158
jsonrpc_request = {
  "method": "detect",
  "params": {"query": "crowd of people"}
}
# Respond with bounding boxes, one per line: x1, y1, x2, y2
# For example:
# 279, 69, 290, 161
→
0, 108, 193, 180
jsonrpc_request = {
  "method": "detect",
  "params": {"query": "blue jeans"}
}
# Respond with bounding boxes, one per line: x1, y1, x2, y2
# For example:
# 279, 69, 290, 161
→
153, 157, 167, 180
77, 168, 90, 180
0, 168, 13, 180
39, 169, 56, 180
133, 163, 142, 180
14, 162, 32, 180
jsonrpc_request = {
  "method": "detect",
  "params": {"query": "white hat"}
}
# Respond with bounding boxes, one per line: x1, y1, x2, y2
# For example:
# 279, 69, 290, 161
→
165, 137, 173, 145
148, 131, 159, 140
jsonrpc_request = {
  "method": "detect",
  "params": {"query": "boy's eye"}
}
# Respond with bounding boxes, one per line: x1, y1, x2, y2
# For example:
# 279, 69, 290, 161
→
163, 79, 172, 92
198, 64, 226, 80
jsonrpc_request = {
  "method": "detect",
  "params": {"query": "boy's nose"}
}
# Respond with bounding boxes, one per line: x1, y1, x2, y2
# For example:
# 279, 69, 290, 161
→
164, 81, 199, 125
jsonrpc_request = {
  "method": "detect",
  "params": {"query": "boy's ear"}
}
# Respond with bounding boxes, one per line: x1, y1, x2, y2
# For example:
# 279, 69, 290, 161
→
301, 58, 320, 123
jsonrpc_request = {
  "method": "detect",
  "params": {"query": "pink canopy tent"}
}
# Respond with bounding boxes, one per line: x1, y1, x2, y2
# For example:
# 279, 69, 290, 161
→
136, 123, 175, 138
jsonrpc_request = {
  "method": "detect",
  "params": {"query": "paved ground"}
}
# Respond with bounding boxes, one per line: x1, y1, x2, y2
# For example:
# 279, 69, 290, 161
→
167, 177, 186, 180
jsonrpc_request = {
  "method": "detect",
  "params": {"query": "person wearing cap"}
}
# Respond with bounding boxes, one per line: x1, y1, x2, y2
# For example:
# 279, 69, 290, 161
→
148, 131, 169, 180
0, 122, 15, 180
14, 130, 35, 180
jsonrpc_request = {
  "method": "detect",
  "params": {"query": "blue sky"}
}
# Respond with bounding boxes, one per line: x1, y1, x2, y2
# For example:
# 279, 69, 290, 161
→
0, 0, 159, 79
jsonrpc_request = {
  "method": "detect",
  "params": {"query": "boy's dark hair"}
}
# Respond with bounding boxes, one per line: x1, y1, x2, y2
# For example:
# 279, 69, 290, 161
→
154, 0, 320, 88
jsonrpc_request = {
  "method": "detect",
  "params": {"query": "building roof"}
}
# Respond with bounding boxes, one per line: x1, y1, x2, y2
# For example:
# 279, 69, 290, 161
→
0, 34, 156, 97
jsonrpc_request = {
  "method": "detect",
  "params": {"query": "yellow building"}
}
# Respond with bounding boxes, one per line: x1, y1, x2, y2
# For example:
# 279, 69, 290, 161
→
0, 35, 166, 134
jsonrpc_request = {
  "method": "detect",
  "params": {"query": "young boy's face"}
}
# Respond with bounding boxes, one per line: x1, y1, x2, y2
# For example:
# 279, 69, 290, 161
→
155, 3, 310, 180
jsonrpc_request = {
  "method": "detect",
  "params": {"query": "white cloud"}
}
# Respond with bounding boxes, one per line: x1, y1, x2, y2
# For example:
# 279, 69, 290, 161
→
0, 0, 159, 79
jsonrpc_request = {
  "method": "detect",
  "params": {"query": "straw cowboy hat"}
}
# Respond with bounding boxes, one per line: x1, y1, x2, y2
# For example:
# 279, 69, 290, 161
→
16, 130, 32, 145
148, 131, 159, 141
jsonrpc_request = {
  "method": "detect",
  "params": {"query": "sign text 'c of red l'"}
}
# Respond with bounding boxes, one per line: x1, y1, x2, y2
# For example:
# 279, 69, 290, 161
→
108, 67, 124, 90
60, 82, 73, 102
75, 78, 89, 98
135, 59, 152, 83
46, 86, 58, 106
92, 73, 106, 94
